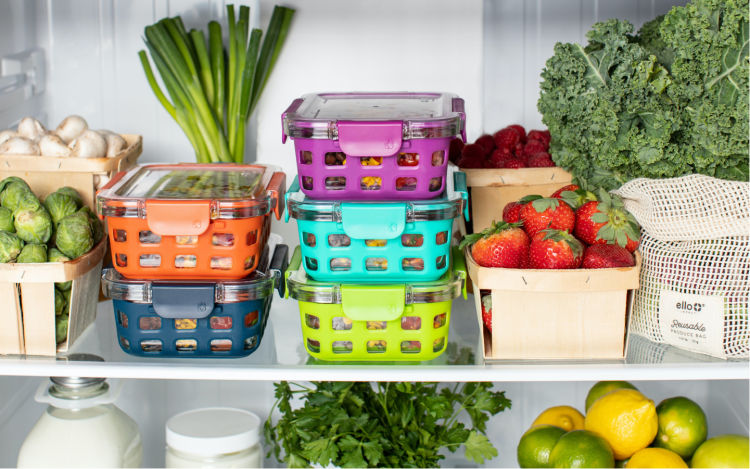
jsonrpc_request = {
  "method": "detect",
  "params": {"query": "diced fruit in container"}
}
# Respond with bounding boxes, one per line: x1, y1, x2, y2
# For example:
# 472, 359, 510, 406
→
305, 314, 320, 329
243, 255, 255, 270
433, 313, 447, 328
435, 232, 447, 245
366, 258, 388, 271
332, 341, 353, 353
365, 239, 387, 247
300, 150, 313, 165
139, 254, 161, 267
141, 340, 162, 352
324, 152, 346, 165
175, 339, 197, 352
326, 176, 347, 190
367, 340, 387, 353
302, 176, 313, 190
114, 230, 127, 242
395, 177, 417, 191
210, 339, 232, 352
210, 316, 232, 329
244, 311, 259, 327
175, 255, 197, 268
210, 257, 232, 270
175, 318, 197, 330
243, 336, 259, 350
139, 317, 161, 330
175, 235, 198, 245
401, 316, 421, 330
360, 156, 382, 166
431, 150, 445, 166
303, 232, 316, 247
307, 338, 321, 353
401, 257, 424, 271
329, 257, 351, 271
212, 233, 235, 246
400, 340, 421, 353
397, 153, 419, 166
366, 321, 387, 330
428, 177, 442, 192
432, 337, 445, 352
332, 316, 353, 331
402, 234, 424, 247
360, 176, 381, 190
328, 234, 351, 247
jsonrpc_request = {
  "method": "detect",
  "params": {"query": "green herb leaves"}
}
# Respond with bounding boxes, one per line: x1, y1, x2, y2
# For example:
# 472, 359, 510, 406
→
265, 381, 511, 468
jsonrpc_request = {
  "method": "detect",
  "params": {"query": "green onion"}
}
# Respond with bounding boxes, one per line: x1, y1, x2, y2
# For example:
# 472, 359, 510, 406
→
139, 4, 295, 163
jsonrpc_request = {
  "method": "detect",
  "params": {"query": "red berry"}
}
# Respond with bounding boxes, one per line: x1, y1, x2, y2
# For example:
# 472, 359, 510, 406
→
527, 152, 555, 167
480, 292, 492, 332
507, 124, 526, 143
527, 129, 550, 146
574, 190, 641, 252
475, 134, 496, 155
448, 138, 465, 164
550, 184, 580, 198
513, 142, 525, 156
489, 147, 513, 167
461, 221, 530, 268
458, 143, 486, 168
502, 157, 527, 169
493, 127, 521, 150
528, 229, 584, 269
519, 196, 576, 238
522, 140, 548, 157
581, 244, 635, 269
502, 201, 523, 223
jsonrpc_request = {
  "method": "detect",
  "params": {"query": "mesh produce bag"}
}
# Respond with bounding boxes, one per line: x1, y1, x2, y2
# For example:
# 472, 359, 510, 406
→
614, 175, 749, 359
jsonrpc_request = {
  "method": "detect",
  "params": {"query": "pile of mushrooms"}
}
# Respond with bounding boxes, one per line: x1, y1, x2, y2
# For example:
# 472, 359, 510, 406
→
0, 116, 127, 158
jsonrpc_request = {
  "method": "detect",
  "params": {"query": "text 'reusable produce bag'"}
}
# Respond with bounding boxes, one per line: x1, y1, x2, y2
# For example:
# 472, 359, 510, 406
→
614, 174, 749, 358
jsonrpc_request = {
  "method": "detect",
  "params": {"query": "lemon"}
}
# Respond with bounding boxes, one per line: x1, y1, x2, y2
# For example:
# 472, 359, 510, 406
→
585, 381, 638, 412
691, 434, 749, 468
654, 396, 707, 458
584, 389, 658, 460
625, 448, 687, 468
532, 405, 585, 432
517, 424, 567, 468
549, 429, 615, 468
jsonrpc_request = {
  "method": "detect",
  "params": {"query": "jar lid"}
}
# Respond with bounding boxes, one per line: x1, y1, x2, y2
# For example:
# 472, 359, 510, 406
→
166, 407, 261, 457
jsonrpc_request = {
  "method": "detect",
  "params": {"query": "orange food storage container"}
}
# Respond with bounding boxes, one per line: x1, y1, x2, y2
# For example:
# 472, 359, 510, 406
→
97, 163, 285, 280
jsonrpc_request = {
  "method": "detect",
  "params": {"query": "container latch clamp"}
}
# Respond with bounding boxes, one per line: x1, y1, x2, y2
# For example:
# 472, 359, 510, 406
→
152, 283, 215, 319
336, 120, 403, 157
341, 284, 406, 322
340, 203, 406, 239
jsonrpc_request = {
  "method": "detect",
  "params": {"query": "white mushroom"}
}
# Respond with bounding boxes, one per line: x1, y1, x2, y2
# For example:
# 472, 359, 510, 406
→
0, 130, 17, 146
0, 137, 40, 155
39, 133, 72, 157
70, 129, 107, 158
98, 129, 127, 158
55, 115, 88, 144
17, 117, 46, 141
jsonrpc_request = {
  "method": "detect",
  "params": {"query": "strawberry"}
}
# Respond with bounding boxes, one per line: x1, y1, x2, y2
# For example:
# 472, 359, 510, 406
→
581, 244, 635, 269
459, 221, 530, 268
521, 140, 548, 157
489, 147, 513, 167
475, 134, 496, 155
574, 189, 641, 252
559, 187, 598, 209
507, 124, 527, 143
502, 201, 523, 223
480, 292, 492, 332
493, 127, 521, 150
550, 184, 580, 198
519, 195, 576, 238
502, 157, 526, 169
527, 152, 555, 167
448, 137, 464, 164
527, 129, 550, 146
528, 229, 584, 269
458, 143, 486, 168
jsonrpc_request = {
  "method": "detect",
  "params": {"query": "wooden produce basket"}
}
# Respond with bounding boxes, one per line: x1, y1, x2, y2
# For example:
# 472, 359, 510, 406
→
466, 247, 641, 360
0, 239, 106, 356
0, 134, 142, 210
464, 167, 573, 233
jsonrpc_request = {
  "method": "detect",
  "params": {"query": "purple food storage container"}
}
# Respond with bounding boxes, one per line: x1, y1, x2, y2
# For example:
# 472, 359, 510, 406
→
282, 92, 466, 200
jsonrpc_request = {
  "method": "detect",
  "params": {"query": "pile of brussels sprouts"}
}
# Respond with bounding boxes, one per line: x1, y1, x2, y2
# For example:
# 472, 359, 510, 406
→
0, 176, 104, 343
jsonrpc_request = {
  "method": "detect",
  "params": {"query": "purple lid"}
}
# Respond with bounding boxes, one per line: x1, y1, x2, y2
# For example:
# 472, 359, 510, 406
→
281, 92, 466, 144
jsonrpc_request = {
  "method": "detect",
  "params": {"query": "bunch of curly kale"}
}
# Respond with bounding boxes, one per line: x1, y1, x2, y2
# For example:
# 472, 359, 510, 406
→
538, 0, 749, 190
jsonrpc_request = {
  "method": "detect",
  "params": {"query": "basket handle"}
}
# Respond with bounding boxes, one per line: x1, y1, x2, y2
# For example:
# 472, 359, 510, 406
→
284, 246, 302, 299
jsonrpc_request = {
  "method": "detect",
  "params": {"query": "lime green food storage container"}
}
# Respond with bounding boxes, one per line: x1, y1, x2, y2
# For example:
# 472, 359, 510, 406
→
286, 246, 466, 361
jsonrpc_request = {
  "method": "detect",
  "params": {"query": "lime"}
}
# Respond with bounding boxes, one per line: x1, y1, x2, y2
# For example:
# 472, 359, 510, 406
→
532, 405, 585, 432
585, 381, 638, 412
517, 424, 567, 468
549, 430, 615, 468
691, 434, 749, 468
625, 447, 687, 468
654, 396, 707, 458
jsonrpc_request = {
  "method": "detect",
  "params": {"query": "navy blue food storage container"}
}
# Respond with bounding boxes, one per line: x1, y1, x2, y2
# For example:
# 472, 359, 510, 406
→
101, 245, 288, 358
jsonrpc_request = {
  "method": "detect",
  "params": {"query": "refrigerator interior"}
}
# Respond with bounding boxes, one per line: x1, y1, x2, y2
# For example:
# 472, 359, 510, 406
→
0, 0, 747, 468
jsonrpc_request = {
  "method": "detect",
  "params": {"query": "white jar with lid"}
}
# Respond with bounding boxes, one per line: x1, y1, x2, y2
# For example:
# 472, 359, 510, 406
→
165, 407, 263, 468
17, 375, 142, 468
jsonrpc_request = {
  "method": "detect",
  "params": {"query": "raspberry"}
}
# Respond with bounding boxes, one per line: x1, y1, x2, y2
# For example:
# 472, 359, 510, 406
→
458, 144, 486, 168
522, 140, 548, 157
527, 152, 555, 167
502, 157, 526, 169
527, 130, 550, 147
475, 134, 496, 155
507, 124, 526, 143
493, 127, 521, 150
502, 201, 523, 223
448, 137, 464, 164
489, 147, 513, 167
513, 142, 525, 156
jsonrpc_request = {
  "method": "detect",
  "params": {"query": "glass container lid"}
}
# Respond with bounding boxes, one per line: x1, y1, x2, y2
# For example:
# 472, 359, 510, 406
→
282, 92, 466, 142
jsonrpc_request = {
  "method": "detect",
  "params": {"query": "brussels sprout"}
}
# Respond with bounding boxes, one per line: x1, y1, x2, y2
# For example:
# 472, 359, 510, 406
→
78, 206, 104, 243
0, 176, 29, 193
55, 287, 66, 316
56, 314, 68, 344
54, 187, 83, 208
16, 243, 47, 263
0, 231, 23, 262
44, 192, 78, 225
14, 206, 52, 244
55, 211, 93, 259
48, 247, 70, 263
62, 288, 71, 305
0, 207, 14, 233
56, 280, 72, 291
15, 191, 42, 212
0, 181, 32, 212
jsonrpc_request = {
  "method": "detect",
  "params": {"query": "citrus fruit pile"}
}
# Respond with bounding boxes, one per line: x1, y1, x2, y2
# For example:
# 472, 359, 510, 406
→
517, 381, 750, 468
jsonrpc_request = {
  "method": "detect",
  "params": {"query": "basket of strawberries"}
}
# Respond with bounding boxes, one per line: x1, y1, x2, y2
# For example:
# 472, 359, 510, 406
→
451, 124, 574, 234
461, 184, 642, 360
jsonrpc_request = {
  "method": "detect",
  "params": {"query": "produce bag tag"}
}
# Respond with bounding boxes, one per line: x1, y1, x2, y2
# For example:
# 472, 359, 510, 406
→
658, 290, 725, 358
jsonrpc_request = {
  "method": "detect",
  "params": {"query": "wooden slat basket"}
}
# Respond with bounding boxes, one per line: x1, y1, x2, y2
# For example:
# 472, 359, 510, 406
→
466, 247, 641, 360
0, 239, 106, 356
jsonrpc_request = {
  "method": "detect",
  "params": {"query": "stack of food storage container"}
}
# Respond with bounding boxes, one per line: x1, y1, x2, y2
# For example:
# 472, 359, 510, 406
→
98, 163, 287, 358
281, 92, 469, 361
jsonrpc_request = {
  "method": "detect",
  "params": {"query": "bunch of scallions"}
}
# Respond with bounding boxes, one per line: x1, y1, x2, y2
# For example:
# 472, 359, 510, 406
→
138, 5, 294, 163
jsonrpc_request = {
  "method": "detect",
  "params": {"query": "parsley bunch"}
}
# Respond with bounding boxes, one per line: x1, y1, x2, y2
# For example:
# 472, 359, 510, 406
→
264, 381, 511, 468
